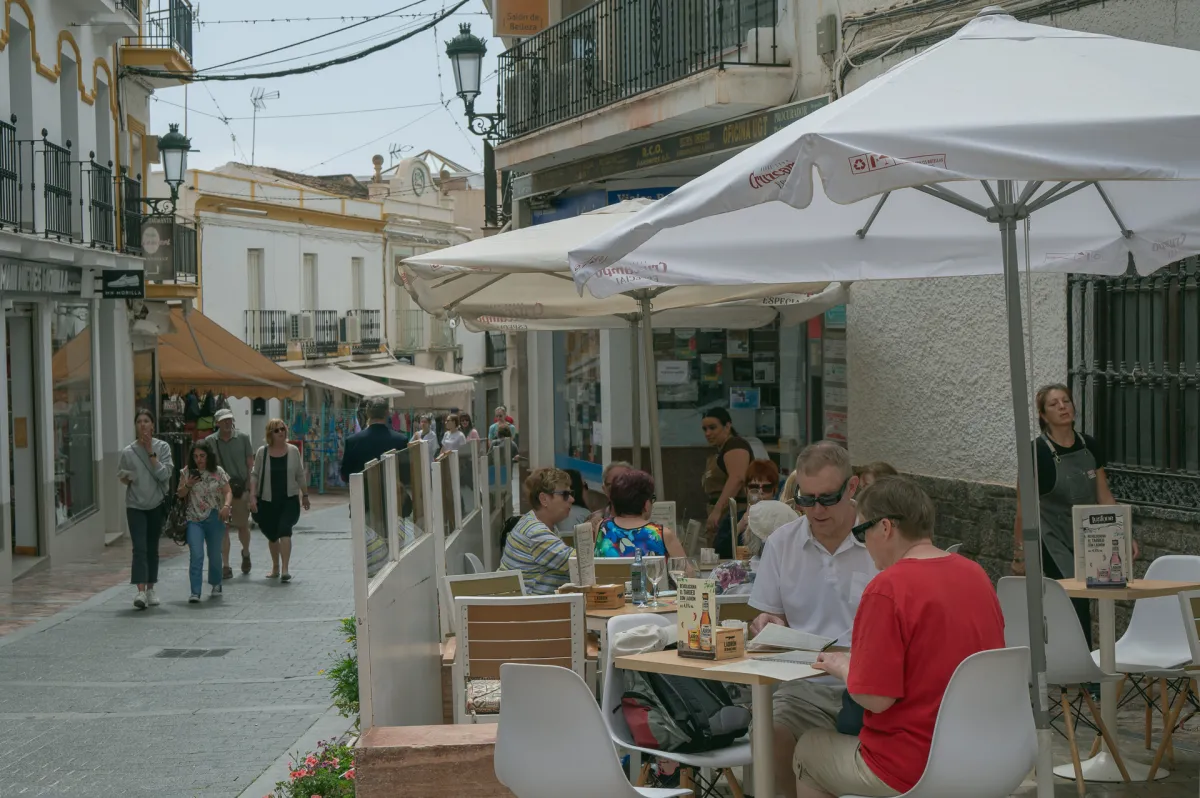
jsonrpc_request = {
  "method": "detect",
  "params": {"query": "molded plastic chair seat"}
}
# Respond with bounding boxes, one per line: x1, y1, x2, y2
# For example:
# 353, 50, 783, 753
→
1088, 555, 1200, 673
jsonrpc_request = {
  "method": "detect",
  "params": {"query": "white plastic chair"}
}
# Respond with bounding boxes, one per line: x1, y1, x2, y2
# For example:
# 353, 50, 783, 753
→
1146, 588, 1200, 779
464, 552, 485, 574
496, 662, 691, 798
998, 577, 1131, 788
945, 543, 962, 555
841, 647, 1036, 798
603, 614, 751, 794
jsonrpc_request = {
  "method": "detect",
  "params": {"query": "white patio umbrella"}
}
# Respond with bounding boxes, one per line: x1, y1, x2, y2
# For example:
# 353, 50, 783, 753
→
400, 199, 838, 492
569, 8, 1200, 797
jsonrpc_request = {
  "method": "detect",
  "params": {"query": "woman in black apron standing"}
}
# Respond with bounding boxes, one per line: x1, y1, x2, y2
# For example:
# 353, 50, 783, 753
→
700, 408, 752, 559
1013, 384, 1133, 647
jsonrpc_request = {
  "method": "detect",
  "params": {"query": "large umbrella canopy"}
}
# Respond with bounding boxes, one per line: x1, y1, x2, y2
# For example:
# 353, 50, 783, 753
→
568, 9, 1200, 798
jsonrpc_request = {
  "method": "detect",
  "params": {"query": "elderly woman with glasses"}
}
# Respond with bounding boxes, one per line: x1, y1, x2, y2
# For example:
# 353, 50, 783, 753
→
736, 458, 781, 544
498, 468, 576, 594
249, 419, 309, 582
595, 470, 687, 559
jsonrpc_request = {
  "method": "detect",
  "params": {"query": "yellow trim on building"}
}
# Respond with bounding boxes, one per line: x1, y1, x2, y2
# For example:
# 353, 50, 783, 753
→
194, 195, 386, 235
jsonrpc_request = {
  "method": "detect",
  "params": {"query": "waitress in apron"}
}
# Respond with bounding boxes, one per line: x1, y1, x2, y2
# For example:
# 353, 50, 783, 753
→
700, 408, 752, 559
1013, 383, 1132, 647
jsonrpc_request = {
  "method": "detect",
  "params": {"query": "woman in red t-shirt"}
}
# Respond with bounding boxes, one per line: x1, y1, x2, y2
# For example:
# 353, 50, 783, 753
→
792, 476, 1005, 798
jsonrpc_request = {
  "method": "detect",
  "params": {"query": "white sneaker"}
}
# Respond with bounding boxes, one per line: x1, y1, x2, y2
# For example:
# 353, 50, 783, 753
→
133, 590, 147, 610
145, 588, 160, 606
211, 584, 222, 597
188, 594, 200, 604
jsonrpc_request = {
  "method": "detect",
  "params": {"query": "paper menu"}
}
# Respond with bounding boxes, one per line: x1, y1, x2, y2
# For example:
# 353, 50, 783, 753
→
705, 658, 822, 682
574, 522, 596, 587
650, 500, 676, 538
677, 578, 718, 659
744, 624, 836, 653
1073, 504, 1132, 588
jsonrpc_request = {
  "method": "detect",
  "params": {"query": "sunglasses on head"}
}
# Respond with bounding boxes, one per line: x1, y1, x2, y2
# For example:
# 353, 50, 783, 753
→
795, 477, 851, 508
851, 515, 905, 543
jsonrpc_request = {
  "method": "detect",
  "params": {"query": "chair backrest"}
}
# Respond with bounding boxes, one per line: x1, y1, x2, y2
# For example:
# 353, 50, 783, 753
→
946, 543, 962, 554
442, 571, 526, 634
997, 576, 1102, 685
682, 520, 702, 556
568, 555, 665, 586
1118, 555, 1200, 661
1176, 589, 1200, 666
601, 614, 677, 747
716, 593, 760, 624
464, 552, 485, 574
496, 663, 644, 798
456, 594, 586, 681
906, 647, 1036, 798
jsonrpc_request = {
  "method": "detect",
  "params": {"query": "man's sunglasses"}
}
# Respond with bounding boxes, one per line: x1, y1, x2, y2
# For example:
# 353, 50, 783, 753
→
851, 515, 905, 543
795, 477, 851, 508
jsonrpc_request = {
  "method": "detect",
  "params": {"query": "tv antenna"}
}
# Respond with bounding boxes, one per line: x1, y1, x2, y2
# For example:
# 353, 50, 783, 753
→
250, 87, 280, 166
388, 143, 412, 166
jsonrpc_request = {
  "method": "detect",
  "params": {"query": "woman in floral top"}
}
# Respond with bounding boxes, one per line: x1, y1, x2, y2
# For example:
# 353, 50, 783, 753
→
176, 439, 232, 603
595, 470, 687, 559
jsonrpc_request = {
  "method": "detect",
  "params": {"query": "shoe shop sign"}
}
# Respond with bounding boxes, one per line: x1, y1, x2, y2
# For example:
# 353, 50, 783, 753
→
100, 269, 146, 299
0, 260, 83, 295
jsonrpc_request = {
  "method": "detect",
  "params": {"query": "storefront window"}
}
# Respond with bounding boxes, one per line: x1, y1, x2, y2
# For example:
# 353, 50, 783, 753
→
553, 330, 602, 469
50, 303, 96, 526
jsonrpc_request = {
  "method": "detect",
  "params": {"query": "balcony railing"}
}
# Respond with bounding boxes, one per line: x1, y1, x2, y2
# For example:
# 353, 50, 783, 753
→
430, 318, 456, 349
139, 0, 194, 62
0, 117, 20, 229
120, 171, 143, 254
394, 308, 425, 352
498, 0, 783, 139
304, 309, 340, 357
245, 310, 290, 360
118, 0, 140, 18
486, 332, 508, 369
346, 309, 382, 353
83, 157, 115, 249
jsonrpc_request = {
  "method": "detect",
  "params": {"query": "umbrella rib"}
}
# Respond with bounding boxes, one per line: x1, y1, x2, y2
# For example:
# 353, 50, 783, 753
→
1016, 180, 1044, 211
1093, 183, 1134, 238
912, 184, 990, 218
1024, 180, 1071, 210
855, 191, 891, 239
1024, 180, 1095, 215
981, 180, 1001, 208
444, 273, 510, 313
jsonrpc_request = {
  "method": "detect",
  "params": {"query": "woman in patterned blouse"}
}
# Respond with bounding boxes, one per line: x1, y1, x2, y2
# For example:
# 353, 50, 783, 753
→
176, 439, 232, 603
498, 468, 575, 594
596, 470, 687, 559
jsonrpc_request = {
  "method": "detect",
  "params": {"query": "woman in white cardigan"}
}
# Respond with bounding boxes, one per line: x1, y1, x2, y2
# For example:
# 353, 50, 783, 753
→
249, 419, 309, 582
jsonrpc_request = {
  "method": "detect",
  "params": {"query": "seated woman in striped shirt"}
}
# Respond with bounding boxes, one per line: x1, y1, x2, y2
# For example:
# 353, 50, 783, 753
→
498, 467, 576, 594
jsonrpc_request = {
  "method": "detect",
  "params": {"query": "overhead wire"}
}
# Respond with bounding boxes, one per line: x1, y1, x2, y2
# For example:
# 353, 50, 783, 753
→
192, 12, 491, 25
201, 83, 251, 163
298, 107, 444, 173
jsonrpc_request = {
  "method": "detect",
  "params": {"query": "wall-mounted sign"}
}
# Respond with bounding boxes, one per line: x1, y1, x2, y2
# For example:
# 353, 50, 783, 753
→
141, 216, 175, 281
100, 269, 145, 299
494, 0, 549, 37
0, 260, 83, 295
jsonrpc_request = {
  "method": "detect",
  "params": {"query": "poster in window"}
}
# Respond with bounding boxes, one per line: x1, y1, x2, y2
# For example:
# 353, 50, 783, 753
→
730, 387, 760, 410
700, 353, 723, 383
726, 329, 750, 357
823, 336, 846, 361
732, 359, 754, 383
657, 360, 691, 385
675, 329, 698, 359
753, 360, 776, 384
824, 410, 848, 444
755, 408, 778, 437
824, 362, 847, 384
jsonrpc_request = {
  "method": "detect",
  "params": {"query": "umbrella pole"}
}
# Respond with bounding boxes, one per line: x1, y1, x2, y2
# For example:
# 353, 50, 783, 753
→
629, 319, 643, 470
638, 295, 665, 496
999, 180, 1054, 798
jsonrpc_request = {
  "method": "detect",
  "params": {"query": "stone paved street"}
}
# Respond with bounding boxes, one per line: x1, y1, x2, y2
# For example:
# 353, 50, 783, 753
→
0, 500, 354, 797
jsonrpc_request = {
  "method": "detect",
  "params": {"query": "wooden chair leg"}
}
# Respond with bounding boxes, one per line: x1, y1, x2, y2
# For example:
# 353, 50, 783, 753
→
1061, 690, 1086, 798
680, 767, 694, 790
1161, 678, 1177, 767
1145, 680, 1155, 750
1150, 680, 1192, 780
636, 762, 652, 787
724, 768, 746, 798
1081, 688, 1131, 782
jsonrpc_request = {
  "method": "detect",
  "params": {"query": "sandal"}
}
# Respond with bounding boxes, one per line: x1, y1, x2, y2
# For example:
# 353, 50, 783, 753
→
280, 573, 292, 583
266, 572, 280, 579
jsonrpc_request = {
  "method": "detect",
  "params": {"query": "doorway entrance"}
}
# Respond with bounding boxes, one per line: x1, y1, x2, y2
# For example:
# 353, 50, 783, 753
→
7, 308, 40, 555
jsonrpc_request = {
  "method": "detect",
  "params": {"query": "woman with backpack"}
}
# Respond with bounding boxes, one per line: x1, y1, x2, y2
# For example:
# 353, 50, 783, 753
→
117, 409, 174, 610
249, 419, 309, 582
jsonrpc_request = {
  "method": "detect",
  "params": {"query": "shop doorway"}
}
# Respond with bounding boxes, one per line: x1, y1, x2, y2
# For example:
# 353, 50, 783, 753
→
7, 308, 40, 555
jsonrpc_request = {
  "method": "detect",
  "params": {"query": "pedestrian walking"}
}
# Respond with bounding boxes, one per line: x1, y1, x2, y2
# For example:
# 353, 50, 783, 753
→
206, 408, 255, 578
176, 439, 232, 603
249, 419, 309, 582
413, 413, 439, 453
459, 412, 480, 442
117, 409, 174, 610
700, 407, 752, 559
441, 413, 468, 453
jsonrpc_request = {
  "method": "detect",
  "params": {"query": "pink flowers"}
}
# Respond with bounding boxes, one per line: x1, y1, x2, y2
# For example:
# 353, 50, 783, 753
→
340, 768, 355, 780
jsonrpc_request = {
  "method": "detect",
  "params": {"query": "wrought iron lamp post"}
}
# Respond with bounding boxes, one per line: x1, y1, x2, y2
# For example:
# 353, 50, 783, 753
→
445, 24, 508, 227
139, 123, 193, 216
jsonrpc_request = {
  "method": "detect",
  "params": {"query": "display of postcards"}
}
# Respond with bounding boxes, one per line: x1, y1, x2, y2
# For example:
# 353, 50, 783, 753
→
700, 354, 723, 383
732, 359, 754, 382
753, 360, 776, 384
730, 387, 761, 410
675, 329, 698, 359
659, 382, 700, 403
756, 408, 778, 437
727, 330, 750, 357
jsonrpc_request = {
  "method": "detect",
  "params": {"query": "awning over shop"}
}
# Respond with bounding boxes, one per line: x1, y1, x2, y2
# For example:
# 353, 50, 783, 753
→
346, 362, 475, 399
289, 366, 404, 399
152, 308, 304, 400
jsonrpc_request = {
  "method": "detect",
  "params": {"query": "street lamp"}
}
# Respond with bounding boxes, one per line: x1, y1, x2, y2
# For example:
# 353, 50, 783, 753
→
445, 24, 503, 139
141, 123, 193, 216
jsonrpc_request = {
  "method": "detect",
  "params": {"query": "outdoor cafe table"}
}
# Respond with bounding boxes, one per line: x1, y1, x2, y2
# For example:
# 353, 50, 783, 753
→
616, 649, 821, 798
1055, 578, 1200, 782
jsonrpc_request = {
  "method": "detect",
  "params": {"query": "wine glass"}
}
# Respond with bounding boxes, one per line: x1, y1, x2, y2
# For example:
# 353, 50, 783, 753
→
668, 556, 689, 589
644, 557, 667, 608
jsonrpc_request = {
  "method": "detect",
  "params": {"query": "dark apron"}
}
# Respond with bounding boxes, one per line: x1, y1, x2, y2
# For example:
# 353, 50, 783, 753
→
1038, 433, 1100, 579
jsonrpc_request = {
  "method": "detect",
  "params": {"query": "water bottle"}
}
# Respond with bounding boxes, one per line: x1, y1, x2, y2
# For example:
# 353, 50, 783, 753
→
631, 549, 646, 605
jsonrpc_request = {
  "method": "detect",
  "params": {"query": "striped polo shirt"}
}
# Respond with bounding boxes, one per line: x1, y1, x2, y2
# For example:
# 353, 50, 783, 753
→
499, 511, 572, 595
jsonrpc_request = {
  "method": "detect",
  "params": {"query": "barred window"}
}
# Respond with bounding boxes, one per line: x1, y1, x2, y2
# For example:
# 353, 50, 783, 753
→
1069, 258, 1199, 511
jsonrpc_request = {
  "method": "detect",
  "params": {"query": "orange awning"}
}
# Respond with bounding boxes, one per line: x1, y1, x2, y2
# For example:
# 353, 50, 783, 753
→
148, 308, 304, 400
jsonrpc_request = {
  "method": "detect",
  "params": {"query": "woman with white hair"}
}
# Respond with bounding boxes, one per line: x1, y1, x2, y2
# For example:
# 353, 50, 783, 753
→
712, 500, 798, 594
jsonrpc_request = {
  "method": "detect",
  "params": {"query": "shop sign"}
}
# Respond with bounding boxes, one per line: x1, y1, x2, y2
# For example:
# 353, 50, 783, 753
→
514, 94, 832, 200
0, 260, 83, 295
607, 187, 676, 204
141, 216, 175, 282
531, 190, 607, 224
824, 304, 847, 329
100, 269, 146, 299
494, 0, 549, 37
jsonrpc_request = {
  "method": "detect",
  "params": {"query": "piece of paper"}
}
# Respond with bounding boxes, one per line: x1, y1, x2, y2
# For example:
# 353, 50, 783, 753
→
657, 360, 691, 385
745, 624, 836, 653
575, 522, 596, 587
650, 500, 676, 536
705, 658, 822, 682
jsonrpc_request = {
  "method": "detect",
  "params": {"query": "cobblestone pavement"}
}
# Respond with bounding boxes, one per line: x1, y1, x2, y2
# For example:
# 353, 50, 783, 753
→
0, 499, 354, 797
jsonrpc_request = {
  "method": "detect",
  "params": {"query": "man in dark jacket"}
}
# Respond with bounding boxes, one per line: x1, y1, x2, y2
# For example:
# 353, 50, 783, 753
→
340, 397, 409, 482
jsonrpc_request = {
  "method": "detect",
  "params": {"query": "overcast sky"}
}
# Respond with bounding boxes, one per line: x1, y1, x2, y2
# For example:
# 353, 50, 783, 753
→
153, 0, 499, 177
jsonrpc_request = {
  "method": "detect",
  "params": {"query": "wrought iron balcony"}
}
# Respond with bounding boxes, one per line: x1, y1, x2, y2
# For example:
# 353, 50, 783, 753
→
245, 310, 290, 360
139, 0, 194, 62
304, 309, 341, 358
498, 0, 784, 139
394, 308, 426, 352
119, 171, 143, 254
345, 309, 382, 353
118, 0, 140, 18
140, 216, 198, 283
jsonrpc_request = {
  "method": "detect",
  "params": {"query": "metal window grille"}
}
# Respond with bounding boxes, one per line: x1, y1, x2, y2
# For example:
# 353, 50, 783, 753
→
0, 116, 18, 229
41, 135, 73, 240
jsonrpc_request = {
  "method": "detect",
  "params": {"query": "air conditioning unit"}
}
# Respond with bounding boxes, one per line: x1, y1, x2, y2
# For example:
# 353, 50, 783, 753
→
290, 311, 315, 340
342, 314, 362, 345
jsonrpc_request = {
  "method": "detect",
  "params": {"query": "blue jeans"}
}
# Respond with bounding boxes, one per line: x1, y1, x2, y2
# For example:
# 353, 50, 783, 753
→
187, 510, 224, 596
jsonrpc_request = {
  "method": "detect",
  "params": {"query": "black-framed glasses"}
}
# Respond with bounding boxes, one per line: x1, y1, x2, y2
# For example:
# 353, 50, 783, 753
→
747, 482, 774, 492
851, 515, 905, 543
549, 490, 573, 500
796, 477, 851, 508
270, 427, 287, 434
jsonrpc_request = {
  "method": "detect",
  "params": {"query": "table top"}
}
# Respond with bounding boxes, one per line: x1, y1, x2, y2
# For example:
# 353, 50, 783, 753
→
1058, 579, 1200, 600
614, 649, 819, 686
586, 600, 678, 620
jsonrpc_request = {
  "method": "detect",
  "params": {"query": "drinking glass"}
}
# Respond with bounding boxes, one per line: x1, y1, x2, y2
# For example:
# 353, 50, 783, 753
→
668, 556, 689, 589
645, 558, 667, 608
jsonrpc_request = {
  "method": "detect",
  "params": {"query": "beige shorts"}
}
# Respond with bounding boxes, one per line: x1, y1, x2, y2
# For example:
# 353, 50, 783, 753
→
228, 493, 251, 528
772, 680, 843, 740
794, 729, 900, 798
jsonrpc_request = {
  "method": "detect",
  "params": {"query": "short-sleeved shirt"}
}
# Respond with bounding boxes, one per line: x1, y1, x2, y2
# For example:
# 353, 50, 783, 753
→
205, 431, 252, 483
182, 466, 230, 522
749, 515, 877, 645
595, 518, 666, 558
849, 554, 1006, 793
498, 511, 572, 594
1034, 431, 1106, 496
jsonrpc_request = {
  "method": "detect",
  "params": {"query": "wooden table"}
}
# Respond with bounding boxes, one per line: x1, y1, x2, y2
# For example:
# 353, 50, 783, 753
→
616, 650, 822, 798
1055, 579, 1200, 783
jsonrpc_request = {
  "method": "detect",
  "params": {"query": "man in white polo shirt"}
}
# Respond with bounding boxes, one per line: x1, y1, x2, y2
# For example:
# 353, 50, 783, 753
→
749, 441, 877, 798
